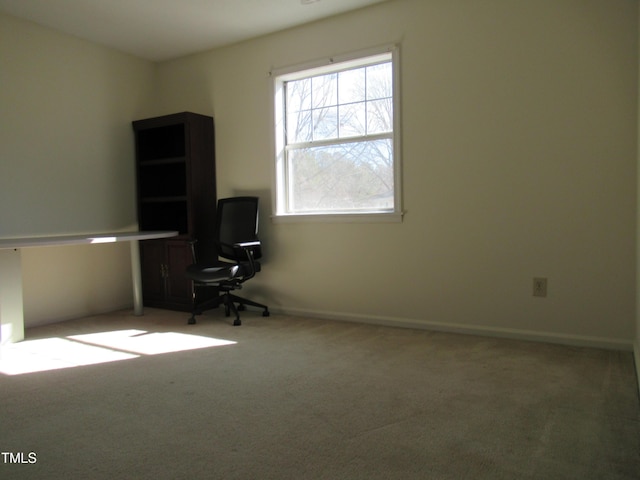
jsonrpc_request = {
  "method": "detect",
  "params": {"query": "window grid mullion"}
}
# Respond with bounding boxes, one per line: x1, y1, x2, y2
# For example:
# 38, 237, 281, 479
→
336, 74, 340, 139
364, 66, 368, 136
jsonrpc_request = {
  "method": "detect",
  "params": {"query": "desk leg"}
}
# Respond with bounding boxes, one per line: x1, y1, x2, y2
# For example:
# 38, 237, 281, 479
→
0, 249, 25, 344
130, 240, 144, 316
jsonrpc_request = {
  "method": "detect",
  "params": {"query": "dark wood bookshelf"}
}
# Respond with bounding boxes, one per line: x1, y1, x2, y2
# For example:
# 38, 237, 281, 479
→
133, 112, 217, 311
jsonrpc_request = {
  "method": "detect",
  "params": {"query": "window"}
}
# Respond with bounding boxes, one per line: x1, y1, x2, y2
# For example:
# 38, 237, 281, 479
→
272, 46, 402, 222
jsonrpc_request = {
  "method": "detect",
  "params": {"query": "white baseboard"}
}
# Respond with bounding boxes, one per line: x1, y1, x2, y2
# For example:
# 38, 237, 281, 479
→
271, 306, 634, 351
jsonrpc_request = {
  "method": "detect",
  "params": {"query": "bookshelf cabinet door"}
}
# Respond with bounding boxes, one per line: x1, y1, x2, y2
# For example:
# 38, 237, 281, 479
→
140, 240, 166, 305
165, 240, 193, 308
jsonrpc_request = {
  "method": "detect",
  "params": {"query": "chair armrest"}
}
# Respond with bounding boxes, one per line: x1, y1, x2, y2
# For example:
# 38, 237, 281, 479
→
234, 241, 261, 249
218, 240, 261, 253
225, 240, 261, 282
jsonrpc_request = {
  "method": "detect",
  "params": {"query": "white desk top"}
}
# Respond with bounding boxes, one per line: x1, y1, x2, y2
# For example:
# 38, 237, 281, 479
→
0, 231, 179, 249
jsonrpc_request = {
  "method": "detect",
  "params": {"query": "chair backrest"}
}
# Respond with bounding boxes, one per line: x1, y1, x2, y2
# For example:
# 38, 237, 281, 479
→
215, 196, 261, 261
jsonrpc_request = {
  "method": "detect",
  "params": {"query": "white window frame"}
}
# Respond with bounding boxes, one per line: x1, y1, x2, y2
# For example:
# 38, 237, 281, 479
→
271, 45, 403, 223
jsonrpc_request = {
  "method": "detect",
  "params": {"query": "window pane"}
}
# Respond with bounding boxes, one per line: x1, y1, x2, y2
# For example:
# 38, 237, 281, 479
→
338, 68, 365, 104
287, 109, 312, 143
366, 63, 392, 101
286, 78, 311, 112
367, 98, 393, 134
313, 106, 338, 140
312, 73, 337, 109
287, 139, 394, 213
339, 102, 366, 138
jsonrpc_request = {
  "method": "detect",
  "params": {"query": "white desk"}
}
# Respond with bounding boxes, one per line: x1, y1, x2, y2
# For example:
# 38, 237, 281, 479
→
0, 231, 178, 345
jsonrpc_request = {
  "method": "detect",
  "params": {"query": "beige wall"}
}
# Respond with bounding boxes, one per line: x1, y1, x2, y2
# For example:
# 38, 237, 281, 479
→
157, 0, 638, 347
2, 0, 638, 347
0, 13, 156, 325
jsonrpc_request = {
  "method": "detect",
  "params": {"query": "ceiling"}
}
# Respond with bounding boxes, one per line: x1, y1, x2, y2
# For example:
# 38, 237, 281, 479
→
0, 0, 391, 62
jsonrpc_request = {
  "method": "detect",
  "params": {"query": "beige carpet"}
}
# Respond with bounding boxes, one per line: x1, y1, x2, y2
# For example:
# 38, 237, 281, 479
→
0, 308, 638, 479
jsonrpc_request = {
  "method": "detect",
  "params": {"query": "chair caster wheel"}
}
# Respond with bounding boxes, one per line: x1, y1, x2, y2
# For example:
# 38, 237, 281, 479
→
188, 317, 197, 325
233, 319, 242, 326
263, 310, 270, 317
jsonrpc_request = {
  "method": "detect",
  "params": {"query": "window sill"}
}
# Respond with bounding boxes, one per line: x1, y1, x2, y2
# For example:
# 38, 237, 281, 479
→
271, 211, 404, 224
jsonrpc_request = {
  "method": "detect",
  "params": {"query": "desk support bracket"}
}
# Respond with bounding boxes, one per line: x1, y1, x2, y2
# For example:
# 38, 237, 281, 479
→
130, 240, 143, 316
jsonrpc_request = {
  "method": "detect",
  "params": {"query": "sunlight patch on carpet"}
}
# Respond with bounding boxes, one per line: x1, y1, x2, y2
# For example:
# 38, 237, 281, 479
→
0, 337, 137, 375
68, 329, 236, 355
0, 330, 236, 375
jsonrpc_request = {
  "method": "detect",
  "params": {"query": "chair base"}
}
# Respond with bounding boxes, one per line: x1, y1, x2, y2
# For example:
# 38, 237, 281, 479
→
188, 292, 269, 326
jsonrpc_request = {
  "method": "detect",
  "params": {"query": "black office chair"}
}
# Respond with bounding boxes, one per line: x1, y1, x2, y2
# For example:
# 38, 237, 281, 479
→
186, 196, 270, 326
